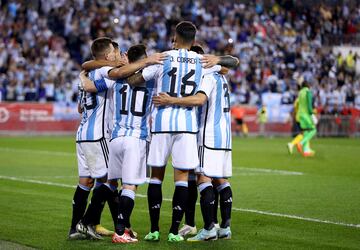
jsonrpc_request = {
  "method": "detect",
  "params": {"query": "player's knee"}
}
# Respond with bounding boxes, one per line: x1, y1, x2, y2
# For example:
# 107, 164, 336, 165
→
79, 177, 94, 188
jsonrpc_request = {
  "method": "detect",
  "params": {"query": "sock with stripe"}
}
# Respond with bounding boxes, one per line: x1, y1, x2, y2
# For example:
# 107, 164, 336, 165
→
104, 183, 119, 228
218, 183, 232, 228
199, 182, 215, 230
70, 184, 90, 230
169, 181, 188, 235
147, 179, 162, 232
115, 189, 135, 235
185, 178, 197, 227
213, 186, 219, 224
82, 182, 107, 226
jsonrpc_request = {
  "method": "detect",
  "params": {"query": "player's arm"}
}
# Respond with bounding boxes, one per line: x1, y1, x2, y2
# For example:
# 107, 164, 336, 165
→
201, 54, 239, 69
125, 72, 146, 87
108, 52, 168, 79
82, 59, 126, 71
77, 103, 83, 114
79, 70, 97, 93
153, 92, 207, 107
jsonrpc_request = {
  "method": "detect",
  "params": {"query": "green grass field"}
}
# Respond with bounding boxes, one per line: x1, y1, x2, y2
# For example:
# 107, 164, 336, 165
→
0, 136, 359, 249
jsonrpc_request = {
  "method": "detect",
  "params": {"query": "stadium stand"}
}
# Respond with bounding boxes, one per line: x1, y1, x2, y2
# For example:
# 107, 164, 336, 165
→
0, 0, 359, 136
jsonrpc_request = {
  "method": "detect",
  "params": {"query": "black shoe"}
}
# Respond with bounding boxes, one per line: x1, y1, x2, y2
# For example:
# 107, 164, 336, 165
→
76, 222, 103, 240
68, 228, 87, 240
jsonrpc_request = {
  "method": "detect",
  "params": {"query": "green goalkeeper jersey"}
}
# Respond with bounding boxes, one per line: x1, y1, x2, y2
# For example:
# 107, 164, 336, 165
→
296, 87, 315, 129
296, 87, 313, 118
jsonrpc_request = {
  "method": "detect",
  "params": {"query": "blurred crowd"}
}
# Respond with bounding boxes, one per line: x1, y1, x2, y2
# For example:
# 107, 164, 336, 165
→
0, 0, 360, 112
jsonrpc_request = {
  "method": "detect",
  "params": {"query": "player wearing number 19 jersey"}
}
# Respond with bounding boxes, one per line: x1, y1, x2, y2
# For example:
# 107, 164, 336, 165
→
69, 37, 116, 240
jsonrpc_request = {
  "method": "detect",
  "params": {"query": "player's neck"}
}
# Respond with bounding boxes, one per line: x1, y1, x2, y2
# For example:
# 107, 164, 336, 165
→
174, 44, 191, 50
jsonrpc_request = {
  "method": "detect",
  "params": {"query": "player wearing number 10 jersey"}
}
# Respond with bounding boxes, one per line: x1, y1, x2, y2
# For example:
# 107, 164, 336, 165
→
80, 44, 165, 243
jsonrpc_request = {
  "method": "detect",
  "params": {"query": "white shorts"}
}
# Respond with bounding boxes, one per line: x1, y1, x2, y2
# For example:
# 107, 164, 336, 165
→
108, 136, 148, 185
197, 146, 232, 178
147, 133, 199, 170
76, 139, 109, 179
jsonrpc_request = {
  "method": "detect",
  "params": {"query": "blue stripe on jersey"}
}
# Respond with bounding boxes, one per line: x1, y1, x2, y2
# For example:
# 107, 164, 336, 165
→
140, 81, 154, 139
86, 95, 99, 140
194, 56, 202, 91
94, 78, 108, 92
112, 81, 123, 139
214, 74, 222, 148
184, 50, 193, 131
161, 57, 172, 92
226, 111, 231, 148
172, 49, 183, 131
154, 59, 171, 131
124, 86, 132, 136
89, 70, 95, 81
175, 49, 185, 131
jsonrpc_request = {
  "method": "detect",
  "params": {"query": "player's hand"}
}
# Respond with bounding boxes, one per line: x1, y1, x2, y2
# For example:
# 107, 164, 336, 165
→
118, 53, 129, 66
79, 70, 88, 79
201, 54, 220, 68
146, 52, 168, 65
153, 92, 174, 106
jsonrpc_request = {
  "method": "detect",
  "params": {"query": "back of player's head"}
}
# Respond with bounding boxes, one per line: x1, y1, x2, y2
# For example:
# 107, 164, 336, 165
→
91, 37, 113, 59
127, 44, 147, 63
190, 45, 204, 55
175, 21, 197, 45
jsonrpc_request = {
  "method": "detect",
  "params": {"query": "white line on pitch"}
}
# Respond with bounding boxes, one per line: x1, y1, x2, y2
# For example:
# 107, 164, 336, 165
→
234, 166, 303, 175
0, 175, 358, 229
0, 147, 74, 157
0, 147, 304, 176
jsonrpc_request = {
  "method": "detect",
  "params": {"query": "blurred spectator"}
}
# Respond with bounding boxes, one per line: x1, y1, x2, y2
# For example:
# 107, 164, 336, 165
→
0, 0, 358, 115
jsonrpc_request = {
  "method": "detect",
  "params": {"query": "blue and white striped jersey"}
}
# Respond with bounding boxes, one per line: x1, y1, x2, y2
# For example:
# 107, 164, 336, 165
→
197, 73, 232, 151
76, 66, 114, 142
142, 49, 221, 133
111, 79, 155, 141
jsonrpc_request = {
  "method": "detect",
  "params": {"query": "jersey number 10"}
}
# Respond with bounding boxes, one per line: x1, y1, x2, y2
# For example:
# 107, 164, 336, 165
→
119, 85, 148, 117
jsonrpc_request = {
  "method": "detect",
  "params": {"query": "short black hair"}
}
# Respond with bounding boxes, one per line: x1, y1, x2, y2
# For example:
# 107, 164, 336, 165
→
91, 37, 113, 58
175, 21, 197, 44
112, 41, 119, 50
190, 45, 204, 54
127, 44, 147, 63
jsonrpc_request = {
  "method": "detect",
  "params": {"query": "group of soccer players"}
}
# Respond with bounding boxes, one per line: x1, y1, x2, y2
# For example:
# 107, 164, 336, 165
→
68, 21, 239, 243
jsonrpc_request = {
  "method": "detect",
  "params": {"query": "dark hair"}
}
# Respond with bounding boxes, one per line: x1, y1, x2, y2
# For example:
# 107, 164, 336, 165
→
91, 37, 113, 58
190, 45, 204, 54
175, 21, 197, 44
112, 41, 119, 50
127, 44, 147, 63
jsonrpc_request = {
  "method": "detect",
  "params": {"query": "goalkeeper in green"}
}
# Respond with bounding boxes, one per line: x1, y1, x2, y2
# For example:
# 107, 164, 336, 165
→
296, 78, 317, 157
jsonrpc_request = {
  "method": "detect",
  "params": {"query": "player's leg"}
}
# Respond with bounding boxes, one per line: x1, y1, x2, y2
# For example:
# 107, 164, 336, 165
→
145, 134, 170, 241
69, 143, 94, 240
212, 180, 219, 228
168, 133, 199, 242
213, 179, 232, 239
69, 177, 93, 240
179, 170, 198, 237
76, 140, 110, 239
113, 137, 147, 243
298, 115, 317, 156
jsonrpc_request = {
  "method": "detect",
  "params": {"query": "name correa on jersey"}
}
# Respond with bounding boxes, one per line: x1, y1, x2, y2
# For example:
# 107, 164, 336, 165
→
142, 49, 221, 134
